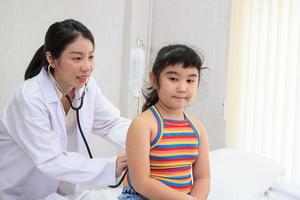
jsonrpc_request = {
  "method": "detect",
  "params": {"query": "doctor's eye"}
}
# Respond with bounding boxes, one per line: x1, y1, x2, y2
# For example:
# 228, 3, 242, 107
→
72, 57, 82, 61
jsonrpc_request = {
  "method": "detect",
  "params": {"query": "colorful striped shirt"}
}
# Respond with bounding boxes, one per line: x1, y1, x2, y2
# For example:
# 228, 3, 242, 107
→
148, 105, 200, 193
127, 105, 200, 194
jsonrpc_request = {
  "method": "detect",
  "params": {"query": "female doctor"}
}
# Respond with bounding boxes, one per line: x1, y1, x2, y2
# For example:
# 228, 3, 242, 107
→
0, 19, 130, 200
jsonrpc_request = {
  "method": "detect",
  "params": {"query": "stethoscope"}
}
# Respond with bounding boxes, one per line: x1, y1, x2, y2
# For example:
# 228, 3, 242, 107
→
47, 64, 126, 188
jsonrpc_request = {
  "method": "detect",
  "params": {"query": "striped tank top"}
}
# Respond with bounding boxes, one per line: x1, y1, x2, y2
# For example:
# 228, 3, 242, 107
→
148, 105, 200, 193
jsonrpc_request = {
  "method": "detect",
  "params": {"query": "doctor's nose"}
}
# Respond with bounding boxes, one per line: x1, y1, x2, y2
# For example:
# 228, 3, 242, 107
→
80, 60, 94, 72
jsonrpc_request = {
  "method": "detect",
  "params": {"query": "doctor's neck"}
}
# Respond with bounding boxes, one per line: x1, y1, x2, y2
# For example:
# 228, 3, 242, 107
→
48, 70, 76, 99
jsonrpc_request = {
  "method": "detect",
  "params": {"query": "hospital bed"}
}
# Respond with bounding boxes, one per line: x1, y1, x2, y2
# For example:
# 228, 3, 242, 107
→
80, 148, 300, 200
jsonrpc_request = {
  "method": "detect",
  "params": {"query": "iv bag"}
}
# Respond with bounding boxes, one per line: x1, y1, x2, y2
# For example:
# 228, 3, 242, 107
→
129, 48, 146, 97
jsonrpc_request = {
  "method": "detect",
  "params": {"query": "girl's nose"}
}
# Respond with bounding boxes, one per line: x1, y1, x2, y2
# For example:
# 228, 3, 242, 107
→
176, 81, 186, 93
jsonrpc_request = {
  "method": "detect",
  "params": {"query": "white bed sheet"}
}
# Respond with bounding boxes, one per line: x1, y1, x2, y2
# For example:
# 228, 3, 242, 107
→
71, 149, 300, 200
80, 183, 300, 200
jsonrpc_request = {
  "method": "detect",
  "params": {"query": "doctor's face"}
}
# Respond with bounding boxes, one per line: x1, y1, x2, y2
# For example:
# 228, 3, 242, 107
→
52, 35, 95, 92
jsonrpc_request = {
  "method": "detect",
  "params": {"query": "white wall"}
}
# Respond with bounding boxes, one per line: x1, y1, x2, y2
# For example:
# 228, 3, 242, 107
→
150, 0, 231, 149
120, 0, 231, 150
118, 0, 153, 118
0, 0, 128, 156
0, 0, 230, 155
0, 0, 126, 109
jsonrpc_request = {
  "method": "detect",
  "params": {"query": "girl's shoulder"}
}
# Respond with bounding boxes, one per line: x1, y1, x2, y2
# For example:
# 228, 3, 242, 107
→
186, 115, 207, 135
129, 109, 158, 132
127, 109, 159, 143
131, 109, 157, 125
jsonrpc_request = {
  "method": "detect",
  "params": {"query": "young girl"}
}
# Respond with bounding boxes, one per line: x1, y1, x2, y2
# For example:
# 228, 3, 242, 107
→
119, 44, 210, 200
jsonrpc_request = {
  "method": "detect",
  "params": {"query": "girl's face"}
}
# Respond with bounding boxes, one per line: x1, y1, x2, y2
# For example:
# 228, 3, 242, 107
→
51, 35, 95, 92
154, 63, 199, 111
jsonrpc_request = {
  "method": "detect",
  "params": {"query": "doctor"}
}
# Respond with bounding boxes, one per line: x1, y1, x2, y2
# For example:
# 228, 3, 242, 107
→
0, 19, 130, 200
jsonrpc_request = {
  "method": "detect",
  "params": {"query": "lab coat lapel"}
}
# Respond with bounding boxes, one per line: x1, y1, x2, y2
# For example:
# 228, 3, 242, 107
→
38, 68, 68, 149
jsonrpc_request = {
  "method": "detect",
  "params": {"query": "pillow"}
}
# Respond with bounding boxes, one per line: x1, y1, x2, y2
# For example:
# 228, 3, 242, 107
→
208, 148, 284, 200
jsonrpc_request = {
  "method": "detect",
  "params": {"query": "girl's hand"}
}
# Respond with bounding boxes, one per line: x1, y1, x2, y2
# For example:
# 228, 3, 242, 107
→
116, 154, 127, 178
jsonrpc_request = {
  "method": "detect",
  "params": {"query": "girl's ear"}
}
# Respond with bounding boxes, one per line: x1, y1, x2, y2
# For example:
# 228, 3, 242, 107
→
149, 72, 158, 89
45, 51, 55, 68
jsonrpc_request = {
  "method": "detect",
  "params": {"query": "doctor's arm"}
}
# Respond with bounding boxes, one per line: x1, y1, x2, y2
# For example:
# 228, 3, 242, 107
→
9, 92, 119, 186
91, 82, 131, 148
127, 117, 195, 200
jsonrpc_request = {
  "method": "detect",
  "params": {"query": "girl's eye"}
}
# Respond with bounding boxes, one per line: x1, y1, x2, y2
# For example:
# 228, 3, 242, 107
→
187, 79, 195, 83
89, 55, 94, 60
169, 77, 177, 81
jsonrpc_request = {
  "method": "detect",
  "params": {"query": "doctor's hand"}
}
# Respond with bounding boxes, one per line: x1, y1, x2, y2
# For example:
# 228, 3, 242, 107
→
116, 154, 127, 178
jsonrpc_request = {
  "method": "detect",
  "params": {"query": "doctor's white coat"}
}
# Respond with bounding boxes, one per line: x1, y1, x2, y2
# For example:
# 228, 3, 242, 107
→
0, 68, 130, 200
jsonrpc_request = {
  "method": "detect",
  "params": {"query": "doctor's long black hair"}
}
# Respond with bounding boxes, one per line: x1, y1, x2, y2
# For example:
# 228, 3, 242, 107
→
24, 19, 94, 80
142, 44, 205, 112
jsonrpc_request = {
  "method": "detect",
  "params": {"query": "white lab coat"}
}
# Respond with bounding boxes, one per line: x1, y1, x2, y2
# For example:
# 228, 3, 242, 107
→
0, 68, 130, 200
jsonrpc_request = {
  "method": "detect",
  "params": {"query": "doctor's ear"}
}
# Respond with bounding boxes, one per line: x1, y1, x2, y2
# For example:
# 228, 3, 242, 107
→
45, 51, 56, 68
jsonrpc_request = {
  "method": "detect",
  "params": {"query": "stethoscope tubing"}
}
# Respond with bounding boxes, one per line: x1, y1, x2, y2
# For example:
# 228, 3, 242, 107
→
47, 65, 126, 188
65, 94, 93, 159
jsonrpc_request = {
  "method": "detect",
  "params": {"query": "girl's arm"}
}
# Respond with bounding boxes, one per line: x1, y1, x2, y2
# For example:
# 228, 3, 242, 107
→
190, 120, 211, 200
126, 116, 194, 200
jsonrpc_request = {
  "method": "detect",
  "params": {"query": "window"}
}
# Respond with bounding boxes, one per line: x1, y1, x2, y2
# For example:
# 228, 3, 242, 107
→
226, 0, 300, 185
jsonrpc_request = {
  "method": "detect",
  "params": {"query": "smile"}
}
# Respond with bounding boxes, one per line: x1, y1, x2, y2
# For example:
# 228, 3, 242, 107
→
77, 75, 89, 83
